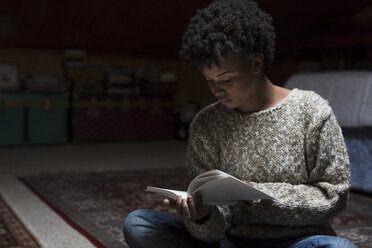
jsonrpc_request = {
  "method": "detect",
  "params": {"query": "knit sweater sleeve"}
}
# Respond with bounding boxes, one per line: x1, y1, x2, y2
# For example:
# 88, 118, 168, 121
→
183, 114, 232, 243
247, 111, 351, 226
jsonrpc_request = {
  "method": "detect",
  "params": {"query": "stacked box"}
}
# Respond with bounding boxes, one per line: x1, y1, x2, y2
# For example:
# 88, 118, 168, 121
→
72, 94, 174, 142
0, 93, 25, 145
26, 94, 68, 144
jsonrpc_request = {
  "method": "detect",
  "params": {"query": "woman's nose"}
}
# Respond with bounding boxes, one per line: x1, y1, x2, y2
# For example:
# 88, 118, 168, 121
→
211, 83, 224, 95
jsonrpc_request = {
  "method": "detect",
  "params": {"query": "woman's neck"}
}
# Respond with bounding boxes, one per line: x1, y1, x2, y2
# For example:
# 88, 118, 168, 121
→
236, 76, 290, 114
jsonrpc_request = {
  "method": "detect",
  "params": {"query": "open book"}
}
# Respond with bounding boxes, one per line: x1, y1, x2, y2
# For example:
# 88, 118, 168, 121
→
146, 169, 275, 205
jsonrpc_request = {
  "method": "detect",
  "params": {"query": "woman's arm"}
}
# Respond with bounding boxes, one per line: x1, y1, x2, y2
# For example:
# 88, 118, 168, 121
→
244, 112, 350, 226
181, 116, 233, 243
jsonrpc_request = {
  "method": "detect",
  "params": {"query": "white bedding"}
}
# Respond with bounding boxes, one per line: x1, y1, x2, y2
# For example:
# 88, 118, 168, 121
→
285, 71, 372, 127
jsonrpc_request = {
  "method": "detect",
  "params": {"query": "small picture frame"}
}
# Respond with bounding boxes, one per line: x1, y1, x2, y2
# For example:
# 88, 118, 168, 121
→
0, 63, 20, 91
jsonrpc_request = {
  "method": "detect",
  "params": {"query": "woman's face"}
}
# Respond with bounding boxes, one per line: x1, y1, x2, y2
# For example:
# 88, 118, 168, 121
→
201, 56, 262, 112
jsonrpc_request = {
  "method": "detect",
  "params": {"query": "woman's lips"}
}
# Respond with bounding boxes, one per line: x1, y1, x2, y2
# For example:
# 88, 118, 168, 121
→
219, 98, 232, 104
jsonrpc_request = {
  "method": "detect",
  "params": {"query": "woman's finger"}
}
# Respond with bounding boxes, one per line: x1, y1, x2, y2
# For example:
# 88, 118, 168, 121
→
182, 199, 191, 220
163, 199, 170, 207
187, 196, 198, 219
176, 196, 183, 217
163, 198, 177, 208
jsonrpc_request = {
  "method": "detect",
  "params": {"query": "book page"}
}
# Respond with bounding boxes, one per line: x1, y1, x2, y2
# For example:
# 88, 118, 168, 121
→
187, 170, 229, 195
146, 169, 275, 205
146, 186, 188, 200
197, 176, 274, 205
193, 169, 223, 178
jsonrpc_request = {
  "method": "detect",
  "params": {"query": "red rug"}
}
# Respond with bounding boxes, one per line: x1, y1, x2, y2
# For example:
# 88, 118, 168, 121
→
19, 168, 372, 248
0, 194, 41, 248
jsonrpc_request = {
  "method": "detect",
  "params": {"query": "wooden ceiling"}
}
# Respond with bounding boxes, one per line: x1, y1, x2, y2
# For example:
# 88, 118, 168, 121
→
1, 0, 371, 59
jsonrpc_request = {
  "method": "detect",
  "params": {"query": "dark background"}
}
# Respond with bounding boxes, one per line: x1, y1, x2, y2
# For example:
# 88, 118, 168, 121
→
1, 0, 372, 101
1, 0, 371, 58
1, 0, 372, 143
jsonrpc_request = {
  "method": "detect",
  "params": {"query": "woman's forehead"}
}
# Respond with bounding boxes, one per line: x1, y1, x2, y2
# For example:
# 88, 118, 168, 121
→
201, 57, 250, 77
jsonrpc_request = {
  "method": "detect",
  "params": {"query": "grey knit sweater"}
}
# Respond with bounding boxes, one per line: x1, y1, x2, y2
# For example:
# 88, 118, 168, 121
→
184, 88, 350, 242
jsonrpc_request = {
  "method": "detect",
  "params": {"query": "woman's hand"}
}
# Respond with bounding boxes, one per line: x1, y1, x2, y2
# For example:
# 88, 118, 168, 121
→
163, 193, 212, 222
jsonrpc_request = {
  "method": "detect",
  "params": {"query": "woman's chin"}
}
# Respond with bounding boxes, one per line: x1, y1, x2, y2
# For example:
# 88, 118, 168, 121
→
219, 99, 233, 105
220, 100, 236, 109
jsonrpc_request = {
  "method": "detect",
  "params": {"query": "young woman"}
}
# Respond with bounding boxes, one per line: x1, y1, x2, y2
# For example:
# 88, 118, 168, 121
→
123, 1, 357, 247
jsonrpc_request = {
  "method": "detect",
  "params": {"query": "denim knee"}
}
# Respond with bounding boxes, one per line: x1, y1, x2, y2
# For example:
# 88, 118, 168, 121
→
288, 235, 357, 248
325, 236, 357, 248
123, 209, 151, 247
123, 209, 147, 233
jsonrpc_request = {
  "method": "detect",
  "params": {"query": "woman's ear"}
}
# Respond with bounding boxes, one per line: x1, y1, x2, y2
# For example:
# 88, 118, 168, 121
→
251, 54, 264, 74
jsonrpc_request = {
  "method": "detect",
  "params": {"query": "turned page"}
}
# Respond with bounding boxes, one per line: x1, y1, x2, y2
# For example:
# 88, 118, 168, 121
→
146, 169, 275, 205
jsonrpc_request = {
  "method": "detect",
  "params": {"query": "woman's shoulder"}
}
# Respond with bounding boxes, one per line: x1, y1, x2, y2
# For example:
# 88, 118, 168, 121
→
290, 89, 332, 119
190, 101, 227, 131
192, 102, 221, 123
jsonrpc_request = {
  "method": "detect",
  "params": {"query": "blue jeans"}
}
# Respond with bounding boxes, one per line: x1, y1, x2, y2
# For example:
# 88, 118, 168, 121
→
123, 209, 357, 248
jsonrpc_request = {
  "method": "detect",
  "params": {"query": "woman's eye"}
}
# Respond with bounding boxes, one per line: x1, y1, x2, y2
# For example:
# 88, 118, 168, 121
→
222, 79, 232, 83
207, 80, 214, 84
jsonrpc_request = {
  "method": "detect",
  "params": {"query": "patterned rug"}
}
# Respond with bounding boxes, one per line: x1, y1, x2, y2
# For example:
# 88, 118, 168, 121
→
0, 194, 41, 248
19, 168, 372, 248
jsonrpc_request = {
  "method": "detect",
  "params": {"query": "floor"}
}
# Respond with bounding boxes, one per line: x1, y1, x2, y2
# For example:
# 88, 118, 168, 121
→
0, 141, 187, 248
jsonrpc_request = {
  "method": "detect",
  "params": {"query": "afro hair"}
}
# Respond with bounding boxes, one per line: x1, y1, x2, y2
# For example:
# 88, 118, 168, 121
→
179, 0, 276, 70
